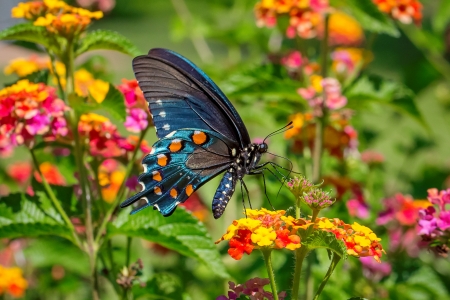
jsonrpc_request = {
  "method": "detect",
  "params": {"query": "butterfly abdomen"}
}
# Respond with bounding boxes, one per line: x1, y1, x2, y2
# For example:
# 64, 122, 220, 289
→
212, 171, 237, 219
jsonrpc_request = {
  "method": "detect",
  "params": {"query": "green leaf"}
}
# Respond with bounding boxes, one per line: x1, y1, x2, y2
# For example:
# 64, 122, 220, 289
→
76, 30, 141, 57
302, 231, 347, 259
0, 23, 55, 50
95, 84, 126, 122
25, 69, 50, 84
133, 273, 184, 300
346, 76, 428, 130
108, 208, 229, 278
433, 0, 450, 34
0, 192, 73, 241
332, 0, 400, 37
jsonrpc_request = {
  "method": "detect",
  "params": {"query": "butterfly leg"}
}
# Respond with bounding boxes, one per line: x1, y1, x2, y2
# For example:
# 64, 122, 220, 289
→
240, 179, 252, 210
239, 179, 248, 217
249, 169, 275, 211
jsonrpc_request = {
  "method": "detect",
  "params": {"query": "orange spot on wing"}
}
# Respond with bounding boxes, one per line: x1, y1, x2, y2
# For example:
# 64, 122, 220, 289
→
154, 186, 162, 195
170, 188, 178, 199
186, 184, 194, 196
169, 139, 183, 152
152, 171, 162, 181
192, 131, 207, 145
157, 154, 168, 166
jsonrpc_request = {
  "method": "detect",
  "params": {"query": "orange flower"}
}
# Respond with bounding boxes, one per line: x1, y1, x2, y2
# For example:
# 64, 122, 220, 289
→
35, 162, 66, 185
216, 209, 312, 260
0, 265, 28, 297
98, 159, 125, 203
321, 11, 364, 46
373, 0, 422, 25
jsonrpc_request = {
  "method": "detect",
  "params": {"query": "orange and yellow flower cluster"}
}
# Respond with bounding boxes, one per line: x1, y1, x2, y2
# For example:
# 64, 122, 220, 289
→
12, 0, 103, 38
316, 218, 385, 262
0, 80, 68, 156
373, 0, 422, 25
255, 0, 329, 39
216, 208, 312, 260
0, 265, 28, 298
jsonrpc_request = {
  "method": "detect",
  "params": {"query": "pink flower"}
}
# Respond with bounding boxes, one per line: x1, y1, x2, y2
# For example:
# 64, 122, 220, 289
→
360, 256, 391, 282
347, 199, 369, 219
437, 211, 450, 231
281, 51, 303, 69
361, 150, 384, 165
124, 108, 148, 133
297, 87, 316, 100
217, 278, 286, 300
310, 0, 329, 12
427, 188, 450, 211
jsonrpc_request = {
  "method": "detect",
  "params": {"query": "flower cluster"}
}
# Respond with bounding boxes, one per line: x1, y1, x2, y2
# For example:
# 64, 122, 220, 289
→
373, 0, 422, 25
0, 80, 68, 156
116, 259, 145, 289
13, 0, 103, 38
298, 76, 348, 115
417, 188, 450, 257
325, 12, 364, 46
254, 0, 329, 39
98, 159, 125, 203
377, 193, 429, 257
331, 47, 371, 77
216, 208, 312, 260
316, 218, 385, 262
118, 79, 151, 133
286, 176, 335, 210
0, 265, 28, 298
285, 111, 358, 159
74, 69, 109, 103
217, 277, 287, 300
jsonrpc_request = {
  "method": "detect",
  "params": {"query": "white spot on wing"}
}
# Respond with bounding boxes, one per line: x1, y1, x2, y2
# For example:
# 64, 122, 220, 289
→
162, 124, 170, 131
142, 197, 149, 204
143, 164, 148, 172
139, 181, 145, 191
156, 100, 162, 105
150, 148, 155, 154
159, 111, 166, 117
166, 131, 176, 138
153, 204, 160, 211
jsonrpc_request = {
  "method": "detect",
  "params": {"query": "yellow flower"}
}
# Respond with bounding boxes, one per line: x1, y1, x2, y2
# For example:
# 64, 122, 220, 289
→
327, 11, 364, 46
235, 218, 262, 231
0, 265, 28, 297
316, 218, 335, 229
74, 69, 109, 103
251, 226, 277, 246
246, 208, 285, 217
80, 113, 110, 125
310, 75, 323, 93
4, 57, 41, 77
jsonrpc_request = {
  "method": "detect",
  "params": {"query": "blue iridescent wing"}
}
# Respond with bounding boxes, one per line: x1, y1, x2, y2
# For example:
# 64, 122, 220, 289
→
120, 129, 234, 216
132, 48, 250, 147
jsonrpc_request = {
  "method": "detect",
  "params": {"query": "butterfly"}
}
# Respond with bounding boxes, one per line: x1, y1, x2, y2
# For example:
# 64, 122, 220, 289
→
120, 48, 285, 219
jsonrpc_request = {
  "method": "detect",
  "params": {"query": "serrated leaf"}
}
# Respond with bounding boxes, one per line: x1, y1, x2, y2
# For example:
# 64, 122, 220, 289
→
332, 0, 400, 37
346, 76, 428, 130
108, 208, 229, 278
95, 84, 126, 122
302, 230, 347, 259
76, 30, 141, 57
0, 193, 73, 241
0, 23, 55, 51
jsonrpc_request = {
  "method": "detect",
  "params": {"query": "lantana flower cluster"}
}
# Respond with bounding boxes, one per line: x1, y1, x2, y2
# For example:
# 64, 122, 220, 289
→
254, 0, 329, 39
285, 111, 358, 159
118, 79, 152, 133
417, 188, 450, 257
0, 80, 68, 156
13, 0, 103, 38
298, 75, 348, 115
316, 218, 385, 262
373, 0, 422, 25
216, 208, 312, 260
0, 265, 28, 298
217, 278, 287, 300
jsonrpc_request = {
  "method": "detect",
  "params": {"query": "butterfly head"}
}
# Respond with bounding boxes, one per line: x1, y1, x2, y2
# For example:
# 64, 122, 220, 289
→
257, 142, 268, 154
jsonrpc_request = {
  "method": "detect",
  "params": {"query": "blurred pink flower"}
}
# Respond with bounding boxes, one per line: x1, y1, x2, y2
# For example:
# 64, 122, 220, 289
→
347, 199, 369, 219
360, 256, 391, 282
361, 150, 384, 165
7, 162, 32, 185
124, 108, 148, 133
298, 77, 347, 115
217, 277, 286, 300
77, 0, 116, 12
281, 51, 303, 69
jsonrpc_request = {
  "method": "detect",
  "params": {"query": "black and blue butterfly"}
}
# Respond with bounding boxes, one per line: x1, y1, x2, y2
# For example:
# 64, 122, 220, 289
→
120, 48, 290, 219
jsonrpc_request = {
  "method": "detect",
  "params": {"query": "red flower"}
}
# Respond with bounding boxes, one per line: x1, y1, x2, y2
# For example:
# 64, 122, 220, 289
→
228, 229, 254, 260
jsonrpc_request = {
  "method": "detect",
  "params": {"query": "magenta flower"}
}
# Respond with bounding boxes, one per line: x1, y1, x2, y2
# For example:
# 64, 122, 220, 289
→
281, 51, 303, 70
124, 108, 148, 133
437, 211, 450, 231
347, 199, 369, 219
360, 256, 391, 282
217, 278, 286, 300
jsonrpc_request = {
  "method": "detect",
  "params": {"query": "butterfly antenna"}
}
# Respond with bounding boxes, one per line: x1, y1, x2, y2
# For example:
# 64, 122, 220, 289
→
263, 121, 293, 143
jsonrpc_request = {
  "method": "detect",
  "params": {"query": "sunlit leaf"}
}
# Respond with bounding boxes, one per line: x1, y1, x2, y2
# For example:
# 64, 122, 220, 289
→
108, 208, 229, 278
0, 23, 55, 51
76, 30, 141, 57
302, 230, 347, 259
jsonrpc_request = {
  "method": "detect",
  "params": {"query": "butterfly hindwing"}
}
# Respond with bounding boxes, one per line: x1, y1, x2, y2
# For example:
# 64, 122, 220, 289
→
120, 129, 234, 215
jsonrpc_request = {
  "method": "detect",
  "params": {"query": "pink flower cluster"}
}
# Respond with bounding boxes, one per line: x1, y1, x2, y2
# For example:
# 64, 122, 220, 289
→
417, 188, 450, 256
216, 278, 286, 300
303, 189, 334, 210
0, 80, 68, 156
298, 77, 347, 116
117, 79, 151, 133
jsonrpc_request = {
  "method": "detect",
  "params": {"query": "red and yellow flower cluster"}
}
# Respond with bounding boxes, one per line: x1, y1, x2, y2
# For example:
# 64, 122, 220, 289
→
373, 0, 422, 25
0, 80, 68, 156
0, 265, 28, 298
12, 0, 103, 38
255, 0, 329, 39
316, 218, 385, 262
216, 208, 312, 260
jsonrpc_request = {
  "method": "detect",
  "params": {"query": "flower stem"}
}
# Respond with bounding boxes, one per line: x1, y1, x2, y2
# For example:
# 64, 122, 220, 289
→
313, 254, 341, 300
95, 128, 148, 245
261, 249, 279, 300
312, 13, 330, 184
292, 247, 308, 299
29, 148, 81, 247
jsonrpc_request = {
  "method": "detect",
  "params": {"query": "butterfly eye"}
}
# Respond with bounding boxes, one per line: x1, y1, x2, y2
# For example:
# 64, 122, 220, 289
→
258, 143, 268, 153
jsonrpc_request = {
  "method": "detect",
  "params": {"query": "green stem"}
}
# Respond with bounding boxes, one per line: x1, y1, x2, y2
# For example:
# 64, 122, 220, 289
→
292, 247, 308, 299
312, 13, 330, 184
95, 128, 148, 245
29, 148, 81, 247
125, 237, 132, 267
261, 249, 279, 300
313, 254, 341, 300
47, 52, 65, 99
